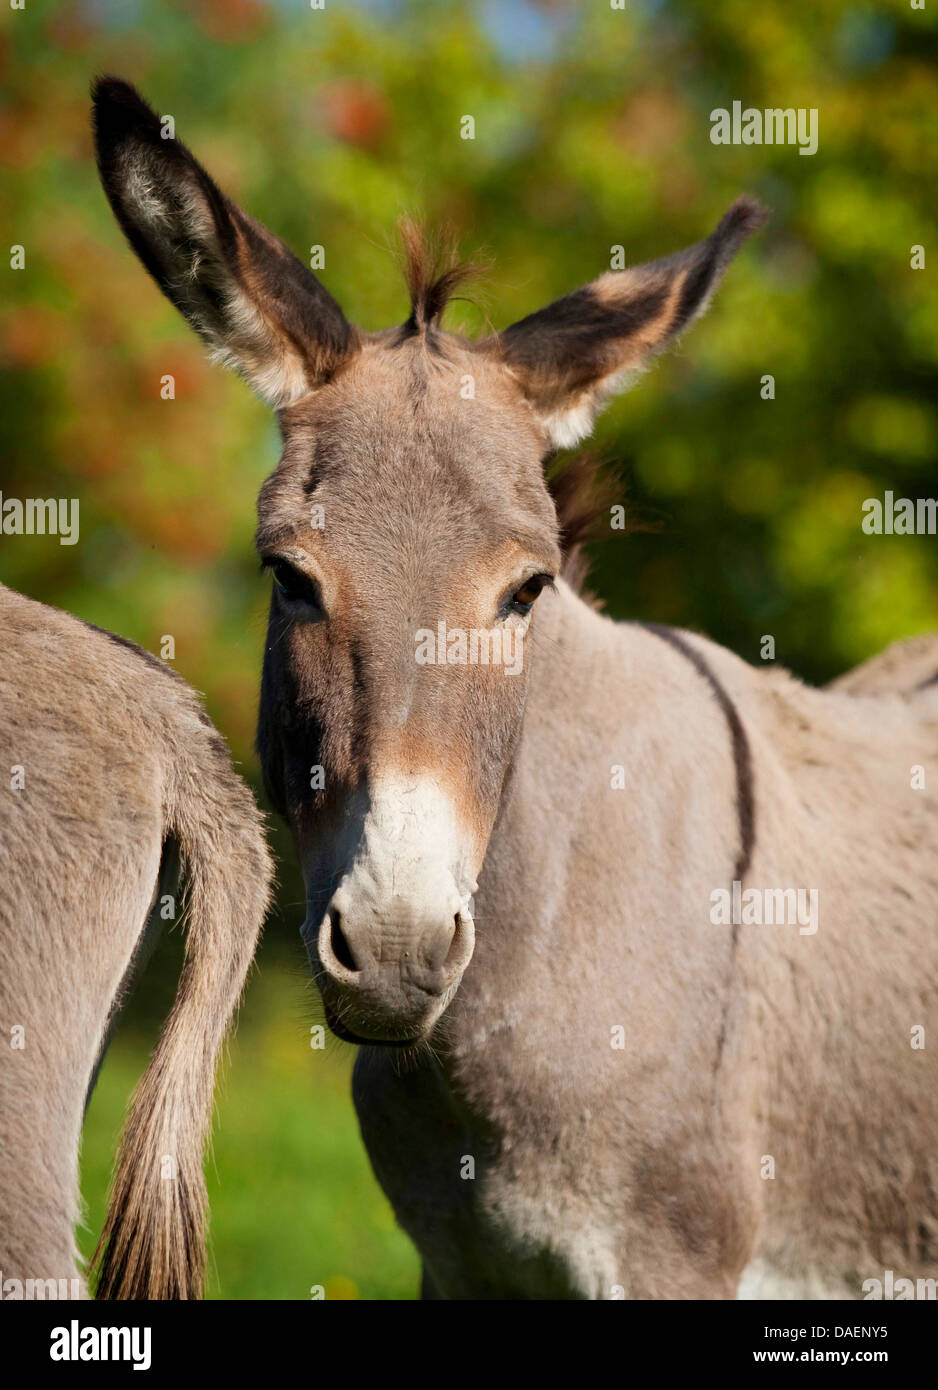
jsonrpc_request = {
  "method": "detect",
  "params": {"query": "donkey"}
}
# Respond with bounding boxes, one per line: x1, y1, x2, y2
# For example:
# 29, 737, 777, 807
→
829, 633, 938, 698
0, 582, 272, 1299
93, 77, 938, 1299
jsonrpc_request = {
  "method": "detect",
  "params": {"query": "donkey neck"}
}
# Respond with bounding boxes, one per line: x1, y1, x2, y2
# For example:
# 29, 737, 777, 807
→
440, 578, 752, 1067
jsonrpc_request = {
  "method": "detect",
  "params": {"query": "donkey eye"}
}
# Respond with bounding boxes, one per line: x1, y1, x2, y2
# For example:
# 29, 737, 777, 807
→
265, 559, 322, 610
510, 574, 553, 614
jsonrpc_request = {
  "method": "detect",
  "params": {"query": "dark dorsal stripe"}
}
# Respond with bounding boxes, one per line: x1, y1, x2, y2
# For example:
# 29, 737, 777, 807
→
83, 620, 217, 733
84, 620, 169, 673
916, 668, 938, 691
637, 622, 756, 883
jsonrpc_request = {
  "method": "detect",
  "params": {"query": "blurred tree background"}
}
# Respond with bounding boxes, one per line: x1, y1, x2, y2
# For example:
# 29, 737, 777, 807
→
1, 0, 936, 1298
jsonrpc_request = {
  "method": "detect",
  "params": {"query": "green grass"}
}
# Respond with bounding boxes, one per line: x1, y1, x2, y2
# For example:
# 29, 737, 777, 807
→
78, 955, 420, 1300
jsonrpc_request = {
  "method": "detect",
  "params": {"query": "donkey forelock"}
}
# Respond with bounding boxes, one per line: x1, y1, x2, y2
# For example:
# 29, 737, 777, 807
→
396, 217, 486, 337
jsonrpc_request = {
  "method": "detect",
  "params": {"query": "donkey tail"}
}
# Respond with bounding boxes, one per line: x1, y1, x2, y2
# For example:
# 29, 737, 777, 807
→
92, 723, 272, 1299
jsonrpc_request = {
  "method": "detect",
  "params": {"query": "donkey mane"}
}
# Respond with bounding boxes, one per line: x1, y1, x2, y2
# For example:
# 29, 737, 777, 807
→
544, 451, 621, 596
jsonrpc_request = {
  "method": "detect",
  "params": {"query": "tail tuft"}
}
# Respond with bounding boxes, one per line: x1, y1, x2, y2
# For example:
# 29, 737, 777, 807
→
93, 735, 272, 1299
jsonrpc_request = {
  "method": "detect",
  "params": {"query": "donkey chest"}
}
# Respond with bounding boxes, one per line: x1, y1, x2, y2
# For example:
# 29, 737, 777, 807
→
352, 1045, 622, 1298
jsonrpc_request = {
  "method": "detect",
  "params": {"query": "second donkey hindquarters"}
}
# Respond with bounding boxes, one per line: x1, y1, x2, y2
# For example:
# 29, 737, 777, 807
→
0, 583, 272, 1299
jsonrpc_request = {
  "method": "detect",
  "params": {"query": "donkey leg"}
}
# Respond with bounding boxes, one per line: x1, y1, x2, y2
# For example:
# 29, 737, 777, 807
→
1, 834, 163, 1298
1, 922, 89, 1294
0, 1190, 86, 1297
0, 1041, 89, 1295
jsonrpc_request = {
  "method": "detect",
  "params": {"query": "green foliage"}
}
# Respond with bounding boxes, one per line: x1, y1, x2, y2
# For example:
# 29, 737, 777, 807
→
4, 0, 936, 1298
4, 0, 936, 704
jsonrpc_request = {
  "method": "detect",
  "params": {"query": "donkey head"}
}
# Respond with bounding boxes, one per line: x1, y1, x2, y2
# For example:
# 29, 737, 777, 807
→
94, 77, 766, 1045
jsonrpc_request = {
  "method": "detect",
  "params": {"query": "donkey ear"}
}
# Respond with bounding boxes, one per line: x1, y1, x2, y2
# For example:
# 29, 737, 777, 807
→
498, 197, 768, 448
92, 76, 356, 408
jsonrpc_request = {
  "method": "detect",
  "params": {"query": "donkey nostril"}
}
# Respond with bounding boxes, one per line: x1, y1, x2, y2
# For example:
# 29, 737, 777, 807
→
443, 912, 469, 973
329, 908, 358, 973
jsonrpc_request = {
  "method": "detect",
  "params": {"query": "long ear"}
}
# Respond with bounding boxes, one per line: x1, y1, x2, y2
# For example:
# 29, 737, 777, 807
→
92, 76, 357, 407
498, 197, 768, 449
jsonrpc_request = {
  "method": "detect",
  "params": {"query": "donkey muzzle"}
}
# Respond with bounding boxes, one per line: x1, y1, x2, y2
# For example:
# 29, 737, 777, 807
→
312, 896, 475, 1044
